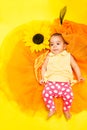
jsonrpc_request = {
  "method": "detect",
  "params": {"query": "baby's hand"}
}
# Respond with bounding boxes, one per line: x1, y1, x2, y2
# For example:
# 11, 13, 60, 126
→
39, 79, 45, 85
78, 76, 85, 82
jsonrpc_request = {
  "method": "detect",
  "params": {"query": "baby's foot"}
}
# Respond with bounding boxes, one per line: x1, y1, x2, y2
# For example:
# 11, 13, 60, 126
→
64, 111, 71, 120
47, 110, 56, 119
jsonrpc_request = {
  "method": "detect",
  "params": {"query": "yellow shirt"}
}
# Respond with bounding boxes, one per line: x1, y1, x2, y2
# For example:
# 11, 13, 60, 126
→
44, 50, 77, 85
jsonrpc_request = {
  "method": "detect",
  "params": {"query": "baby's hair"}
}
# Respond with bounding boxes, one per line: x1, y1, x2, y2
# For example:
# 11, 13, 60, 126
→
49, 33, 69, 45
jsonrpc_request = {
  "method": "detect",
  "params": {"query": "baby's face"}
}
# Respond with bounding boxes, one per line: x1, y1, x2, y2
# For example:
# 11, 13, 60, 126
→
49, 35, 66, 54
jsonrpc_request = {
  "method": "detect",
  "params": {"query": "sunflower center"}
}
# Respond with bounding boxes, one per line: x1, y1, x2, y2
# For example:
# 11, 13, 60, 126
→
33, 33, 44, 44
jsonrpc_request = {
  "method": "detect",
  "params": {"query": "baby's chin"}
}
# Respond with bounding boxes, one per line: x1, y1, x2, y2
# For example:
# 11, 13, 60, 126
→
52, 50, 62, 54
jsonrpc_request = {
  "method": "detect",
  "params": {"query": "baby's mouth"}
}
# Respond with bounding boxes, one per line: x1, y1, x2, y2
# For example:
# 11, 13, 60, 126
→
53, 49, 58, 51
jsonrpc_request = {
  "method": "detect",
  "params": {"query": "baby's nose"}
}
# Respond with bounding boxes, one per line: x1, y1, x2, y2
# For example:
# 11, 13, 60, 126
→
53, 44, 57, 47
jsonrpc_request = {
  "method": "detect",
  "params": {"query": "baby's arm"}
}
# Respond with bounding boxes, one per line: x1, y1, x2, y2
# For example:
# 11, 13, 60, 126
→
70, 55, 84, 82
40, 55, 49, 84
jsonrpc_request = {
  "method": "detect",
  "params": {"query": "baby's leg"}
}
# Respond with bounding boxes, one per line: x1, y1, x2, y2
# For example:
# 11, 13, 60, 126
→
62, 84, 73, 119
42, 81, 58, 118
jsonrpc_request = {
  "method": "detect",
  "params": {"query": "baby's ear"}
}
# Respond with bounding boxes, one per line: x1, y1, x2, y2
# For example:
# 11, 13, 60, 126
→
64, 44, 67, 49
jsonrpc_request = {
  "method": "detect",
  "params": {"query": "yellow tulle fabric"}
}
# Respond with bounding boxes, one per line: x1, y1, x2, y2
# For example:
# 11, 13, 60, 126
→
0, 19, 87, 116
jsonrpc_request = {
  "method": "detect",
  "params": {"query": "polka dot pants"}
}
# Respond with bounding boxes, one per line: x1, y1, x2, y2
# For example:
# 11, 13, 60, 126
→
42, 81, 73, 112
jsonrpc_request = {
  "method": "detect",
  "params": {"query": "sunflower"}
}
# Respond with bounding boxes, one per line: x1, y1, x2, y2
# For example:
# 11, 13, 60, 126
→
24, 20, 50, 52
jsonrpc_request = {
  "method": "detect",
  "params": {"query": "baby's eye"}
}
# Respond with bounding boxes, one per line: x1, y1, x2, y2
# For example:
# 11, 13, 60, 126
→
49, 43, 53, 46
57, 43, 60, 45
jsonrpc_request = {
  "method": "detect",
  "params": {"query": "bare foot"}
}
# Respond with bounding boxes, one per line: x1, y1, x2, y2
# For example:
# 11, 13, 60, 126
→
64, 111, 71, 120
47, 110, 56, 119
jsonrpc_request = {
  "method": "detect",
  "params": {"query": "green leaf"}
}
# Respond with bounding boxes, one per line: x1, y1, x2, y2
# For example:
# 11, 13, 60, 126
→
59, 6, 67, 24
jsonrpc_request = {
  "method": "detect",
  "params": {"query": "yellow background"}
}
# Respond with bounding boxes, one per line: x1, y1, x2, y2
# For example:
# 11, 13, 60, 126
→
0, 0, 87, 44
0, 0, 87, 130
